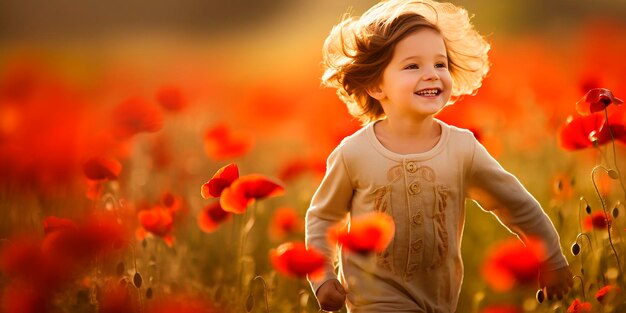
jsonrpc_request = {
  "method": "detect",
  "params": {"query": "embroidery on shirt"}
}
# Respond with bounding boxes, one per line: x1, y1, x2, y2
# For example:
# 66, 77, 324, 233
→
387, 164, 403, 182
430, 184, 449, 269
418, 166, 436, 182
372, 185, 394, 273
373, 185, 390, 214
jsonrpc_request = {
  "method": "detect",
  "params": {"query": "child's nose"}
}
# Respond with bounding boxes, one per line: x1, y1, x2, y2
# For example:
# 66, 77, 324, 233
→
422, 68, 439, 81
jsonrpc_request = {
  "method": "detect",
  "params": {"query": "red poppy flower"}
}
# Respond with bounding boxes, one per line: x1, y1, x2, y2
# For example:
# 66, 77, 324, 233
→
137, 206, 175, 247
201, 163, 239, 199
327, 212, 395, 255
197, 201, 232, 233
277, 158, 326, 182
583, 211, 610, 230
159, 191, 186, 216
0, 237, 42, 280
220, 174, 284, 214
41, 215, 126, 263
576, 88, 623, 116
85, 179, 104, 200
42, 216, 78, 235
269, 242, 325, 278
479, 304, 522, 313
269, 207, 303, 240
82, 157, 122, 180
203, 123, 253, 160
481, 237, 546, 291
567, 299, 592, 313
558, 113, 605, 150
1, 283, 49, 313
111, 97, 163, 139
80, 216, 126, 252
595, 284, 621, 304
156, 85, 187, 112
596, 120, 626, 146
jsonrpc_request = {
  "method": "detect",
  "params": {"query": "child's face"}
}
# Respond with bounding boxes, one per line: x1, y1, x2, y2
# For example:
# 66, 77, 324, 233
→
372, 28, 452, 119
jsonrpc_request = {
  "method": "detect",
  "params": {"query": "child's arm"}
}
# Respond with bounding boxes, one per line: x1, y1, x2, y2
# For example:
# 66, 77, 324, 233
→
466, 136, 572, 299
305, 147, 352, 307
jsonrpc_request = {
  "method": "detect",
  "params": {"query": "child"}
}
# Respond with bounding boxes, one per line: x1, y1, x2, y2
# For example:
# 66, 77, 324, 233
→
305, 0, 573, 312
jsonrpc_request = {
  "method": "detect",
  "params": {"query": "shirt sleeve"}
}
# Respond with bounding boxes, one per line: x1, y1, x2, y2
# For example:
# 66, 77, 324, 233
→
305, 145, 353, 293
466, 138, 568, 271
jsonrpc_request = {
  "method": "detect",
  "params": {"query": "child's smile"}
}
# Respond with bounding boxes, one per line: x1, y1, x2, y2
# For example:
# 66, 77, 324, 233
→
414, 87, 442, 97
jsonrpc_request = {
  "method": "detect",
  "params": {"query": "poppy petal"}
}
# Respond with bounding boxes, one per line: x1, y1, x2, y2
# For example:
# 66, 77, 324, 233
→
270, 242, 326, 278
558, 114, 605, 150
234, 174, 285, 199
198, 202, 232, 233
156, 85, 187, 112
82, 157, 122, 180
200, 163, 239, 198
481, 237, 546, 292
111, 97, 163, 139
269, 207, 303, 240
138, 207, 174, 238
203, 124, 253, 160
43, 216, 78, 235
220, 187, 250, 214
328, 212, 395, 255
219, 174, 284, 214
576, 88, 623, 116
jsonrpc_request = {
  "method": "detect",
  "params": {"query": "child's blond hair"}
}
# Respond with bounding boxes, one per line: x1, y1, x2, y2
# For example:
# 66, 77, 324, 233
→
322, 0, 490, 124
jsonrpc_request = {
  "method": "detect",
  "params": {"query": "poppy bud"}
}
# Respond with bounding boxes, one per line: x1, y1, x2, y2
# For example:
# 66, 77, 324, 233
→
613, 207, 619, 219
245, 292, 254, 312
536, 289, 545, 303
146, 287, 153, 299
586, 205, 591, 215
571, 242, 581, 256
608, 170, 619, 179
133, 272, 143, 288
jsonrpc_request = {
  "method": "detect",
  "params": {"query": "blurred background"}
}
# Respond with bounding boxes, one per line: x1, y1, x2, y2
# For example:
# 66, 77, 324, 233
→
1, 0, 626, 312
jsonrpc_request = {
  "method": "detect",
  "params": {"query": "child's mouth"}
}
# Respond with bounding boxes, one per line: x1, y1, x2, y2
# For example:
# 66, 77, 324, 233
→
414, 88, 441, 96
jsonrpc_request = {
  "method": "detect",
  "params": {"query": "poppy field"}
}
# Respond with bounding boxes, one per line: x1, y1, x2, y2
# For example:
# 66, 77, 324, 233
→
2, 1, 626, 312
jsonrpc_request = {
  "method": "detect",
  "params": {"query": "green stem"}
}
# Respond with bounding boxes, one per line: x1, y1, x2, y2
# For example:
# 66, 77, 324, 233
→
578, 197, 590, 234
604, 108, 626, 199
238, 202, 257, 301
573, 275, 586, 301
249, 275, 270, 313
591, 166, 623, 275
575, 232, 593, 278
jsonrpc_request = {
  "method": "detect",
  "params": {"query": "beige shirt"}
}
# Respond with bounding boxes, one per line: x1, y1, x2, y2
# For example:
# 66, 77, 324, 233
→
306, 120, 567, 312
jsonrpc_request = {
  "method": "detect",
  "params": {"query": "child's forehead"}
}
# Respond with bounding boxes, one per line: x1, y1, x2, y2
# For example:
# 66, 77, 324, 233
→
392, 29, 448, 57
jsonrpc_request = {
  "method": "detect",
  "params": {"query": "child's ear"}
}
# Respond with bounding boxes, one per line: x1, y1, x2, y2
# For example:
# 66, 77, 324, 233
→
366, 85, 385, 100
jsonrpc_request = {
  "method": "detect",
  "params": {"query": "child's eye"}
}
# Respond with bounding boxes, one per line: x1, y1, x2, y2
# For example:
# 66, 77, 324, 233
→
435, 63, 448, 68
404, 64, 419, 70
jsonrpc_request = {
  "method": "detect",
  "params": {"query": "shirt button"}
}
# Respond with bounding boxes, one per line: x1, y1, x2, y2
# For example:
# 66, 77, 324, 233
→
408, 182, 421, 195
412, 212, 423, 225
406, 161, 417, 173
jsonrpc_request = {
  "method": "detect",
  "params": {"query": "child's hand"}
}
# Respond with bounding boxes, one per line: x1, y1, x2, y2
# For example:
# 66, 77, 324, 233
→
316, 279, 347, 311
538, 265, 573, 300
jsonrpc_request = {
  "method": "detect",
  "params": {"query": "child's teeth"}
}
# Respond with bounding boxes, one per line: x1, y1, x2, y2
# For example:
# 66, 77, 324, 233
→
417, 89, 438, 95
